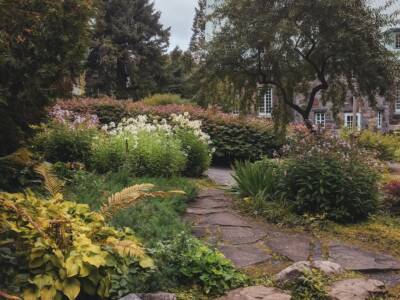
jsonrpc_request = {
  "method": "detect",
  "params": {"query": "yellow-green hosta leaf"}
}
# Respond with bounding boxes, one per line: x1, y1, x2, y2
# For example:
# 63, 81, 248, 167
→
139, 256, 155, 269
40, 286, 57, 300
31, 274, 54, 289
62, 278, 80, 300
82, 254, 106, 268
79, 263, 91, 277
23, 287, 39, 300
65, 257, 80, 278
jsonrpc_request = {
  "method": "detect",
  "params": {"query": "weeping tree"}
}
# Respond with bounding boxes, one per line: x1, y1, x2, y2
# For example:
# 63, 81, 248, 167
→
206, 0, 399, 130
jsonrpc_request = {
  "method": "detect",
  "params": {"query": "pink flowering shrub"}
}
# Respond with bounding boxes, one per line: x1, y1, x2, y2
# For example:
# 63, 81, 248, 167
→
384, 181, 400, 213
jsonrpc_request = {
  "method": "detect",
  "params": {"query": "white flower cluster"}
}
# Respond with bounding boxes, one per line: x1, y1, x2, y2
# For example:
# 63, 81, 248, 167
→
101, 113, 213, 148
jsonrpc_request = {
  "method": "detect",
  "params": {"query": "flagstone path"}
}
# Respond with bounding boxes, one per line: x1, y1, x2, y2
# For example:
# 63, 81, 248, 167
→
185, 168, 400, 287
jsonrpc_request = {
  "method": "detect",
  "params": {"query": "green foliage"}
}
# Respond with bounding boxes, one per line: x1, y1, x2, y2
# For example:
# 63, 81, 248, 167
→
85, 0, 170, 100
176, 129, 211, 177
202, 121, 279, 164
33, 123, 95, 164
232, 159, 281, 200
282, 153, 379, 223
0, 191, 154, 300
142, 94, 186, 106
65, 171, 197, 246
90, 131, 187, 177
291, 269, 328, 300
152, 233, 248, 295
354, 130, 400, 162
0, 148, 38, 192
0, 0, 93, 155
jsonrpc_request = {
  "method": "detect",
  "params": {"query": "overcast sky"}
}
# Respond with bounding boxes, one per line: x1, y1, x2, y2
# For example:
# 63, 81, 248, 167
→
153, 0, 399, 52
153, 0, 197, 51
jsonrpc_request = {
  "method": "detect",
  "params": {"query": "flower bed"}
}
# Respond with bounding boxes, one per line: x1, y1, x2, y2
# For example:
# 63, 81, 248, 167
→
54, 98, 281, 164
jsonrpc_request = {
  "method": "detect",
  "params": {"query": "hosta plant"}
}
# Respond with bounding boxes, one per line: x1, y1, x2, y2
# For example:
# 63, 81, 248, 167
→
0, 165, 182, 299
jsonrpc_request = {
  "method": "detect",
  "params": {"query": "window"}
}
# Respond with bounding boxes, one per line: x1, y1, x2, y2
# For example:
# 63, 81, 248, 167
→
259, 88, 273, 117
344, 113, 362, 130
377, 111, 383, 129
314, 112, 326, 127
396, 34, 400, 49
396, 84, 400, 113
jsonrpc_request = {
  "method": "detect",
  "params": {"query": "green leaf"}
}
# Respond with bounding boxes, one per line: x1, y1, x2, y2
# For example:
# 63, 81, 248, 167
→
63, 278, 80, 300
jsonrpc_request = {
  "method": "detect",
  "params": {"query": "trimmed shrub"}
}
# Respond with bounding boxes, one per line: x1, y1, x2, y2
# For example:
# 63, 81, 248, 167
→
142, 93, 185, 106
32, 122, 95, 164
176, 129, 211, 177
282, 153, 379, 223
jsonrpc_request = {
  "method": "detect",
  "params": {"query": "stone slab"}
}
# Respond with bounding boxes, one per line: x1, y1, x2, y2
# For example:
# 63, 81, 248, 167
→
201, 212, 252, 227
367, 271, 400, 287
219, 226, 267, 245
186, 207, 229, 215
215, 286, 291, 300
328, 242, 400, 272
265, 233, 315, 262
218, 243, 272, 268
206, 168, 235, 186
327, 279, 386, 300
190, 197, 230, 209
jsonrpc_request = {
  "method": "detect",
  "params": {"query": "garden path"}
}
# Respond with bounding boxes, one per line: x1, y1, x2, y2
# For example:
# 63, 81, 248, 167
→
185, 168, 400, 287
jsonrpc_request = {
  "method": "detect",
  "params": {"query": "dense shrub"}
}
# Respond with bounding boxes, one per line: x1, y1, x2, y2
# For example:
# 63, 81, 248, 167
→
54, 98, 282, 163
351, 130, 400, 162
0, 148, 38, 192
232, 159, 281, 200
33, 122, 95, 164
384, 181, 400, 214
152, 233, 248, 295
177, 129, 211, 177
281, 135, 380, 223
142, 93, 186, 106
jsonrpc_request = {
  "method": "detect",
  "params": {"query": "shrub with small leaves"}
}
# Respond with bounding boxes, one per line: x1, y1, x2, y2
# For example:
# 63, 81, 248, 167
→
384, 181, 400, 214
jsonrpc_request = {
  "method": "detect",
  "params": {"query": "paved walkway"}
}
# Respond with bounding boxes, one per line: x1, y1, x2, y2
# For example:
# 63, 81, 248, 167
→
185, 168, 400, 287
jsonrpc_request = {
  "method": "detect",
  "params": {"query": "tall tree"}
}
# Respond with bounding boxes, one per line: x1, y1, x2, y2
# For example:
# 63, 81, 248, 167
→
161, 47, 196, 97
207, 0, 399, 130
190, 0, 207, 62
85, 0, 170, 100
0, 0, 93, 155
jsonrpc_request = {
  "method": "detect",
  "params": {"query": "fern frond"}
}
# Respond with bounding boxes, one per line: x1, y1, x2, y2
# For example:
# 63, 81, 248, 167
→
106, 237, 146, 258
34, 162, 65, 197
100, 184, 185, 219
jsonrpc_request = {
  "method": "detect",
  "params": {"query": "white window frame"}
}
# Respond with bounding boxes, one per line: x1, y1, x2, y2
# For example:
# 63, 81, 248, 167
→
344, 113, 362, 130
259, 88, 273, 117
396, 33, 400, 49
314, 112, 326, 128
377, 111, 383, 129
396, 84, 400, 113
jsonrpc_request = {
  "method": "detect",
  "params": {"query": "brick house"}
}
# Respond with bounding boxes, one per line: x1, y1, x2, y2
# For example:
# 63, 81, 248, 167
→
206, 0, 400, 132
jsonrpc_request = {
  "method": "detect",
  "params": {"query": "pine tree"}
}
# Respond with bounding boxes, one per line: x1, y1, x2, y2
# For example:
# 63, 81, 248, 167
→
190, 0, 207, 62
85, 0, 170, 100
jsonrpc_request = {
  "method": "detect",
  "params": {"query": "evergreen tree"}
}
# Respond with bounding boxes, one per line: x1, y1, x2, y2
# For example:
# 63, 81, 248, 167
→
85, 0, 170, 100
0, 0, 93, 156
161, 47, 196, 97
190, 0, 207, 62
